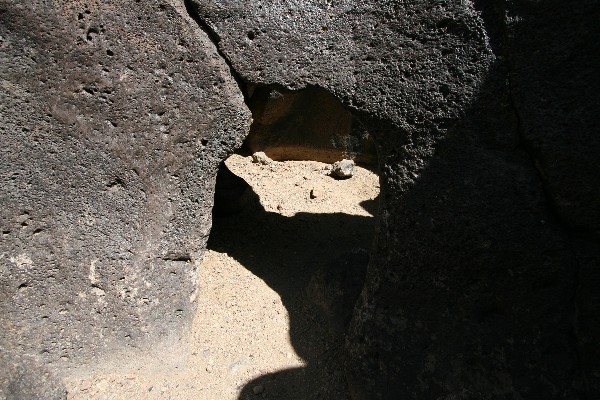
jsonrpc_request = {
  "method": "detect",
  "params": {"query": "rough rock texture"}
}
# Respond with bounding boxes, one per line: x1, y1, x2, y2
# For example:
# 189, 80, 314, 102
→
188, 0, 600, 398
331, 159, 355, 179
498, 3, 600, 395
502, 1, 600, 233
0, 353, 67, 400
306, 249, 369, 337
0, 0, 250, 395
245, 85, 377, 165
250, 151, 273, 165
2, 0, 599, 398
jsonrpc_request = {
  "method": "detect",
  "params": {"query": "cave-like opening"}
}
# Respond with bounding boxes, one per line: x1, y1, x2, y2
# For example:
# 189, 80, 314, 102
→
190, 85, 380, 399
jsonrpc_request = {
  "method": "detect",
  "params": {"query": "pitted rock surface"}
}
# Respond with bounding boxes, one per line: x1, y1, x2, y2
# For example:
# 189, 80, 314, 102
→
1, 0, 598, 399
0, 0, 250, 394
331, 159, 355, 179
188, 1, 599, 398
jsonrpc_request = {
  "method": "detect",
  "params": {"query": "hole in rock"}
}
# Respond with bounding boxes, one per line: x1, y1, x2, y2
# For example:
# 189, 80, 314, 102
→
194, 85, 380, 399
243, 85, 377, 165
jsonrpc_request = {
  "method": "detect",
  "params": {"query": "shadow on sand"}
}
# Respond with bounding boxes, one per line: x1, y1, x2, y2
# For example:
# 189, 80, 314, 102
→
207, 165, 378, 399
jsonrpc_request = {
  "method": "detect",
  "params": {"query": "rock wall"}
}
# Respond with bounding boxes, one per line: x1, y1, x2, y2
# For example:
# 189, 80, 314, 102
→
499, 1, 600, 395
0, 0, 250, 396
190, 0, 599, 398
1, 0, 598, 398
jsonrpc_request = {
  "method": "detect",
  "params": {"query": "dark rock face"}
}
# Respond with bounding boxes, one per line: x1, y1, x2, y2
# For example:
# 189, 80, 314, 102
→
503, 1, 600, 233
245, 85, 377, 165
2, 0, 598, 398
188, 0, 599, 398
0, 0, 250, 394
306, 249, 369, 338
499, 1, 600, 396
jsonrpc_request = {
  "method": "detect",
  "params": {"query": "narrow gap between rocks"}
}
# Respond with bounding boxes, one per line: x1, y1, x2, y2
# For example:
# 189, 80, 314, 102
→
179, 2, 382, 397
192, 84, 380, 399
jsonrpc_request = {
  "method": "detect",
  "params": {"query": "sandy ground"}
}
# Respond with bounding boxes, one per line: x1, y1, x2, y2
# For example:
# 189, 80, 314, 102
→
64, 155, 379, 399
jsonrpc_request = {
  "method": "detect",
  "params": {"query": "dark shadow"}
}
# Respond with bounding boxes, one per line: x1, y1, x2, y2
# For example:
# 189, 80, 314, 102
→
208, 165, 377, 400
359, 194, 380, 217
